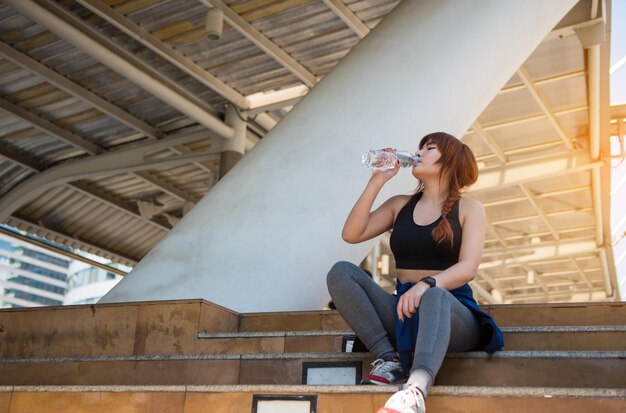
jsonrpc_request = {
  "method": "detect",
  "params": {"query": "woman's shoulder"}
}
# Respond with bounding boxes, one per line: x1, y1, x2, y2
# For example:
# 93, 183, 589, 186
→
458, 197, 485, 224
389, 194, 414, 208
385, 194, 414, 222
459, 197, 483, 209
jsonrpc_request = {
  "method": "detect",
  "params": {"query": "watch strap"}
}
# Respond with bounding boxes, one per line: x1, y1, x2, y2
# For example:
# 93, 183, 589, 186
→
420, 276, 436, 288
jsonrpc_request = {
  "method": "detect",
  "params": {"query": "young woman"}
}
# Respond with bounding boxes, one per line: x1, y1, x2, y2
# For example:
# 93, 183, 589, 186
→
327, 132, 504, 413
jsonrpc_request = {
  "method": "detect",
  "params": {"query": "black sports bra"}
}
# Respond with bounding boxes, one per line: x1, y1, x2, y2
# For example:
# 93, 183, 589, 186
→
389, 192, 462, 270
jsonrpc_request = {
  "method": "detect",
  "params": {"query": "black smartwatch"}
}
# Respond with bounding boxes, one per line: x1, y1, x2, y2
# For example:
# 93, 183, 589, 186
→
420, 276, 437, 289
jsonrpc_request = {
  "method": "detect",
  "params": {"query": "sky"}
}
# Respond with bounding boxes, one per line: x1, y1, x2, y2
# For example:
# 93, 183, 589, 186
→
610, 0, 626, 299
611, 0, 626, 104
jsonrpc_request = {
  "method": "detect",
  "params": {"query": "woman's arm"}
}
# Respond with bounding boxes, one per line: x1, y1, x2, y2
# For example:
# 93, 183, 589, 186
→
342, 163, 402, 244
396, 198, 486, 321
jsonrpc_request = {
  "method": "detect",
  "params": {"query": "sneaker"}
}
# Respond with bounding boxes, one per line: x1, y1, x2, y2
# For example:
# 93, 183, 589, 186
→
361, 358, 407, 385
376, 384, 426, 413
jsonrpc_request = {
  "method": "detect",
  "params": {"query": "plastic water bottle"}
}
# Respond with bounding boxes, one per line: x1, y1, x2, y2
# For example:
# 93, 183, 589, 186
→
361, 149, 420, 169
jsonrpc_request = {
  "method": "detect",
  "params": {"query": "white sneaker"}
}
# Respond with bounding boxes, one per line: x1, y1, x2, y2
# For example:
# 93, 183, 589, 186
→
376, 384, 426, 413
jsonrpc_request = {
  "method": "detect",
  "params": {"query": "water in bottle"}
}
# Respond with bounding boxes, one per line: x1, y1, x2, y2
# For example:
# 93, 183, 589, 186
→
362, 149, 419, 169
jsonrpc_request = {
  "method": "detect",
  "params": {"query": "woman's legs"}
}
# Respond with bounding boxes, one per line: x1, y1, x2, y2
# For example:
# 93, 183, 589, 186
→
326, 261, 397, 360
408, 287, 482, 396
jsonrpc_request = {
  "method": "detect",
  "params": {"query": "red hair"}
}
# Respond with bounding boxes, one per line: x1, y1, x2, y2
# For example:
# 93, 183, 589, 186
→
415, 132, 479, 247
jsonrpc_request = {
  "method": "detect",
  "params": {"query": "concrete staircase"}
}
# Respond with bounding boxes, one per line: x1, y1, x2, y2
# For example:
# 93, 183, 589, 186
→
0, 299, 625, 412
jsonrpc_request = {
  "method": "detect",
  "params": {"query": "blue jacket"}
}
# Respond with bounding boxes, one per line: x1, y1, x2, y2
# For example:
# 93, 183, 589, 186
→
395, 280, 504, 374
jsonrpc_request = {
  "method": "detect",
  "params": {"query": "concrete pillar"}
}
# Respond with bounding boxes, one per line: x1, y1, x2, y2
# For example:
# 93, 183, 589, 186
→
219, 105, 246, 179
100, 0, 577, 312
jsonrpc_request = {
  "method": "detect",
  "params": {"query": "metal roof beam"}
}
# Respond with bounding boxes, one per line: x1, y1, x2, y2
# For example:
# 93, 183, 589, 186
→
0, 97, 101, 155
0, 95, 199, 203
0, 131, 218, 223
37, 0, 218, 118
0, 40, 160, 140
0, 146, 175, 232
8, 0, 233, 138
521, 263, 549, 299
76, 0, 248, 109
5, 215, 137, 267
472, 121, 507, 164
470, 280, 501, 304
490, 207, 592, 226
471, 150, 600, 193
480, 238, 599, 270
569, 255, 594, 289
485, 225, 596, 247
499, 70, 586, 94
482, 186, 589, 208
322, 0, 370, 39
599, 247, 613, 297
507, 289, 607, 302
478, 105, 586, 133
0, 146, 42, 172
519, 184, 559, 240
0, 226, 128, 276
199, 0, 318, 88
70, 182, 171, 230
517, 66, 574, 150
0, 41, 212, 203
476, 270, 505, 302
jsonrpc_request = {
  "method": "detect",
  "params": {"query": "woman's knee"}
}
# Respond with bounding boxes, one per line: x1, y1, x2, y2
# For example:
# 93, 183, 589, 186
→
420, 287, 451, 308
326, 261, 361, 289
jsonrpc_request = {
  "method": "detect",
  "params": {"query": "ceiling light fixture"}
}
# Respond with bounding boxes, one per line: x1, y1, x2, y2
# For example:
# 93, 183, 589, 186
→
205, 7, 224, 40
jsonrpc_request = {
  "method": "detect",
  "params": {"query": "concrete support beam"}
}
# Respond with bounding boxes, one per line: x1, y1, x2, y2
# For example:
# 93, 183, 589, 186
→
100, 0, 578, 311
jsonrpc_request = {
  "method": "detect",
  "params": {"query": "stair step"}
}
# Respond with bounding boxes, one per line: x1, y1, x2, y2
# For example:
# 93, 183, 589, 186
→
1, 351, 624, 388
240, 302, 626, 331
196, 326, 626, 352
0, 385, 624, 413
2, 301, 624, 359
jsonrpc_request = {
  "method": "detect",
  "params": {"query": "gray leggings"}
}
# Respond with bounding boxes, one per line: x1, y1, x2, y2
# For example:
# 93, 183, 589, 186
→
327, 261, 481, 389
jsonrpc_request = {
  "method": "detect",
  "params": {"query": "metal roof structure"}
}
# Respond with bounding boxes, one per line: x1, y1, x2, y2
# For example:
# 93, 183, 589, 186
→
0, 0, 619, 305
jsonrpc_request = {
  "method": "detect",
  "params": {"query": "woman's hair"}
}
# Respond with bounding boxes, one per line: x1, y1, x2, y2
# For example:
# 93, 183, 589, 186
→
415, 132, 479, 247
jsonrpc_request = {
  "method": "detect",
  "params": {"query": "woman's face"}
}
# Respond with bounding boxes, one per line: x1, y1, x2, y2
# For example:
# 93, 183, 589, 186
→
412, 141, 442, 179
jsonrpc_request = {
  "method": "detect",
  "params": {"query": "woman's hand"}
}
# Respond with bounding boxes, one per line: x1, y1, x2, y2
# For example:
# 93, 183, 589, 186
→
397, 282, 430, 322
371, 148, 400, 184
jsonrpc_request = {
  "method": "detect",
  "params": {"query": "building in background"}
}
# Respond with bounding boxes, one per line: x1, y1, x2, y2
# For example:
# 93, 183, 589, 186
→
0, 231, 123, 308
64, 261, 122, 305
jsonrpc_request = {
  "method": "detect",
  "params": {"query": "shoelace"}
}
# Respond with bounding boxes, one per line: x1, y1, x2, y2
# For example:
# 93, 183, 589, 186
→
370, 358, 396, 374
405, 385, 426, 412
382, 384, 426, 413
